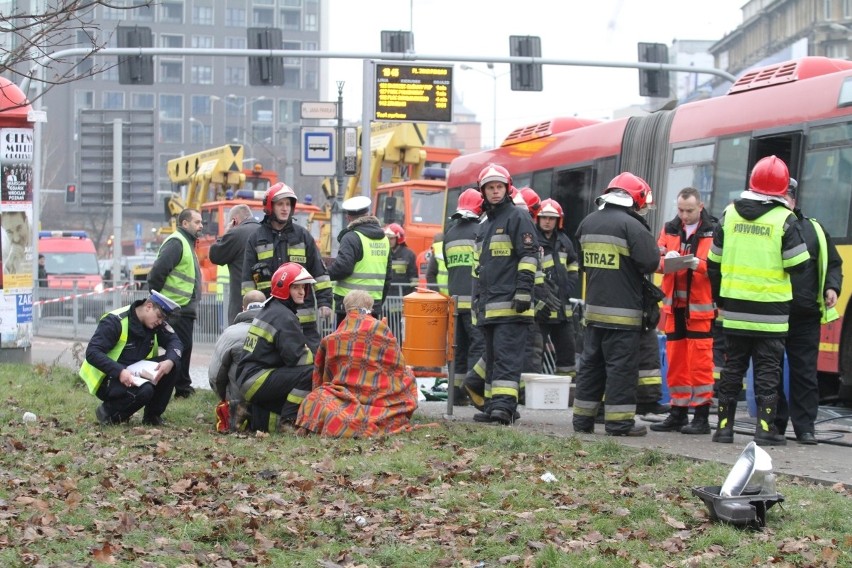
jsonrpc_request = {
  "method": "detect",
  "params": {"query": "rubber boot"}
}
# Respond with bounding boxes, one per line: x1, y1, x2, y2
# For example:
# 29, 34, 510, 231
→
754, 394, 787, 446
712, 397, 737, 443
681, 403, 711, 435
649, 405, 689, 432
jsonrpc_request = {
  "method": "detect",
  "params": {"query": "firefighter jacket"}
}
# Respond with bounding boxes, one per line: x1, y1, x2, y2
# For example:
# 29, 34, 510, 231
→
390, 243, 418, 296
208, 306, 261, 402
241, 217, 332, 327
707, 198, 809, 336
210, 217, 260, 325
236, 298, 315, 400
79, 300, 183, 395
329, 216, 393, 308
657, 208, 717, 321
472, 199, 539, 325
575, 204, 660, 330
148, 227, 201, 318
442, 218, 478, 311
788, 209, 843, 320
537, 227, 579, 322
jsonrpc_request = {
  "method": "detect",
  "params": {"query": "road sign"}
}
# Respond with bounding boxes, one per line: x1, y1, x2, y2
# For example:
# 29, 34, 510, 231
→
300, 101, 338, 119
301, 127, 336, 176
374, 63, 453, 123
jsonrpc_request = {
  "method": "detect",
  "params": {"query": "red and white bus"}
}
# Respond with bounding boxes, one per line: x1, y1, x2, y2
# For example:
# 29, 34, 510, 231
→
445, 56, 852, 404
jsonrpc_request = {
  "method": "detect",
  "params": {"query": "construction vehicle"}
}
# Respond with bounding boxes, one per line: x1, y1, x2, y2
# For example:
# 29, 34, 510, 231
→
243, 162, 278, 193
319, 122, 460, 270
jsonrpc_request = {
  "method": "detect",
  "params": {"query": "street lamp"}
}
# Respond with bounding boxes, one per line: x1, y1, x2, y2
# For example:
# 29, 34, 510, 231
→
460, 63, 506, 149
188, 116, 207, 144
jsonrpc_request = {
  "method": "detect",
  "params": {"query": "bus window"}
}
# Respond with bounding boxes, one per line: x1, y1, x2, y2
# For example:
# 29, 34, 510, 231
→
552, 166, 595, 240
713, 136, 750, 219
663, 143, 716, 223
530, 169, 553, 199
802, 125, 852, 239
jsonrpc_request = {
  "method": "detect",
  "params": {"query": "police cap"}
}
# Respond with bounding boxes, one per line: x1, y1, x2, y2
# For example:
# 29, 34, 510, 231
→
342, 195, 372, 215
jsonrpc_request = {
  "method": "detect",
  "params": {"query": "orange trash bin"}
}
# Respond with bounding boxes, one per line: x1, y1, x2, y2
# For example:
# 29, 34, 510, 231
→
401, 288, 451, 368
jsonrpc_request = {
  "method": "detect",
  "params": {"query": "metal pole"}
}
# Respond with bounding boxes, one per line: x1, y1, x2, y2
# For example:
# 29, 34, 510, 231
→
492, 73, 497, 149
360, 59, 374, 198
112, 118, 123, 309
335, 81, 344, 203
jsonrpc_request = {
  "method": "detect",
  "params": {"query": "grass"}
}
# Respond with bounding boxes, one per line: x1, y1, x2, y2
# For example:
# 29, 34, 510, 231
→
0, 361, 850, 567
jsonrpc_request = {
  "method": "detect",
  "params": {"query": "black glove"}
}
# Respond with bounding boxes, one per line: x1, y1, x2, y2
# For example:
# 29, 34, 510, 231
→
535, 300, 552, 320
512, 299, 532, 313
251, 262, 272, 285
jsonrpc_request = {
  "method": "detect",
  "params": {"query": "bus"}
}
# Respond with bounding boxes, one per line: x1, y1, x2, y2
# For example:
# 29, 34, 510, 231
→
444, 56, 852, 404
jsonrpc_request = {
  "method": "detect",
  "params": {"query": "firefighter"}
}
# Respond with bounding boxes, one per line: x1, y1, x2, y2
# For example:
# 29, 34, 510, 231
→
651, 187, 718, 434
572, 173, 661, 437
385, 223, 418, 298
470, 164, 538, 425
776, 178, 842, 445
235, 263, 316, 432
241, 183, 332, 352
516, 187, 547, 376
328, 195, 393, 325
444, 189, 485, 406
707, 155, 809, 446
535, 198, 579, 377
425, 232, 449, 295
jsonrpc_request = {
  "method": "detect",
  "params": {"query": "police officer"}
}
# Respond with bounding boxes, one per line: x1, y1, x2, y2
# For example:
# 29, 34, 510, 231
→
328, 195, 393, 325
534, 198, 579, 377
148, 208, 203, 398
470, 164, 539, 425
80, 291, 183, 426
572, 173, 661, 437
444, 190, 485, 406
209, 204, 260, 326
707, 155, 809, 446
385, 223, 418, 297
241, 183, 332, 352
776, 178, 842, 445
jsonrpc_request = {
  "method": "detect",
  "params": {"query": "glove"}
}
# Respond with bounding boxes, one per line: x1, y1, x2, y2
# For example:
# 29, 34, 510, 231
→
251, 262, 272, 284
535, 300, 552, 320
664, 250, 680, 259
686, 257, 700, 270
512, 299, 532, 313
215, 400, 231, 434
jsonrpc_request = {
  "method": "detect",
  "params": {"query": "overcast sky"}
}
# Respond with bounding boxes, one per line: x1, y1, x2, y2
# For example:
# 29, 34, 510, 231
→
325, 0, 746, 146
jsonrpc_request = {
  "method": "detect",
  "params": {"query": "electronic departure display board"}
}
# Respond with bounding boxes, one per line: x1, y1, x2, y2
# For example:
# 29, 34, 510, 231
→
374, 63, 453, 123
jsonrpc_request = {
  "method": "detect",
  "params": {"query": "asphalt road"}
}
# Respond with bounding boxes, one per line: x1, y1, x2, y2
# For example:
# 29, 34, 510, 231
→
24, 335, 852, 488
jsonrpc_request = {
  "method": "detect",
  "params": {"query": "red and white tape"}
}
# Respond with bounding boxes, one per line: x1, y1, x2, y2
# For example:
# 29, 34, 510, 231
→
34, 283, 132, 306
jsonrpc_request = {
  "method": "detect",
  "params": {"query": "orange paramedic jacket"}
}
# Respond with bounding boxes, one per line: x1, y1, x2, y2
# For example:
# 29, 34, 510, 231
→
657, 210, 717, 321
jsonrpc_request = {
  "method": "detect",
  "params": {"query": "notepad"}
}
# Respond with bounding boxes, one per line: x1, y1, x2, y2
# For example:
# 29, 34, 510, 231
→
663, 254, 695, 273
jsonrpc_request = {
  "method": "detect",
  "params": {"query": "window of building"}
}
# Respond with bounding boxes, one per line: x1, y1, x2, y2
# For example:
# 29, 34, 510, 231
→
279, 99, 296, 122
101, 62, 119, 82
846, 0, 852, 18
159, 1, 184, 23
251, 125, 274, 145
132, 0, 154, 20
225, 125, 240, 143
192, 35, 214, 48
283, 40, 301, 64
283, 68, 301, 88
75, 90, 94, 111
281, 10, 300, 30
103, 92, 125, 109
159, 94, 183, 120
252, 99, 274, 123
253, 7, 274, 25
304, 41, 317, 51
304, 12, 317, 31
193, 4, 214, 25
191, 95, 213, 116
283, 0, 301, 5
254, 0, 273, 4
75, 56, 94, 78
132, 93, 155, 109
304, 70, 317, 90
225, 96, 245, 117
159, 60, 183, 83
826, 42, 848, 59
225, 36, 247, 49
102, 3, 123, 20
160, 122, 183, 144
225, 7, 246, 26
191, 65, 214, 84
161, 34, 184, 48
825, 0, 834, 20
225, 65, 246, 86
189, 120, 211, 145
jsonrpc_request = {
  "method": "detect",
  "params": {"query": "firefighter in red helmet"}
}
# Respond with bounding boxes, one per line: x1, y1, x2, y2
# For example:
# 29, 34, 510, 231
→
572, 172, 661, 436
241, 182, 331, 352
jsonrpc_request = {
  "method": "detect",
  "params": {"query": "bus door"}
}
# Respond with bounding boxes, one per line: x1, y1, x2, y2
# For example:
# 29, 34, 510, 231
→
750, 132, 804, 182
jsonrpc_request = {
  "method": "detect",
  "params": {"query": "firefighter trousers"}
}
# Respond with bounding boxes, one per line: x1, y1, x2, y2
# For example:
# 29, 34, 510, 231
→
636, 327, 663, 406
718, 333, 785, 401
539, 320, 576, 375
482, 321, 529, 414
454, 312, 484, 385
664, 308, 714, 407
243, 365, 313, 429
777, 313, 820, 436
572, 326, 641, 435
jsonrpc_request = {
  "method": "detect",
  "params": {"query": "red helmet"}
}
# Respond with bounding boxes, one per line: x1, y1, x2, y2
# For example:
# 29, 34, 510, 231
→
749, 155, 789, 197
606, 172, 652, 209
519, 187, 542, 216
537, 198, 564, 229
384, 223, 405, 244
270, 262, 316, 301
456, 188, 484, 218
477, 164, 512, 191
263, 182, 297, 215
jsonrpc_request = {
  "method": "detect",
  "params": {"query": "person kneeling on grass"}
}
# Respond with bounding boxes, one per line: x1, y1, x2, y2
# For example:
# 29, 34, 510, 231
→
295, 289, 418, 438
79, 290, 183, 426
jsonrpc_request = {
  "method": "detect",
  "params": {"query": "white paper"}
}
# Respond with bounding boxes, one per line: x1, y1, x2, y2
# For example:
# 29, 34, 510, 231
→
126, 360, 159, 386
663, 254, 695, 273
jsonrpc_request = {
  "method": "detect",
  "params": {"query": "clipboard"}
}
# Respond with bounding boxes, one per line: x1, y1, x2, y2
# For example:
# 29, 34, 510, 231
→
127, 360, 159, 386
663, 254, 695, 273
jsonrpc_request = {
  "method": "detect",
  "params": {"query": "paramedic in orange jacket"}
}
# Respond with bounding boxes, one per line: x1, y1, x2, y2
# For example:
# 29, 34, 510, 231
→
651, 187, 717, 434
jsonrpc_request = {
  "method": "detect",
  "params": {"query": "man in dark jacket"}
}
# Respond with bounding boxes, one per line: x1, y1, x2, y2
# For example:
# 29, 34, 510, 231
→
79, 291, 183, 425
241, 183, 331, 352
776, 178, 842, 445
209, 204, 260, 326
572, 173, 661, 437
385, 223, 418, 297
328, 195, 392, 325
148, 208, 203, 398
470, 164, 539, 426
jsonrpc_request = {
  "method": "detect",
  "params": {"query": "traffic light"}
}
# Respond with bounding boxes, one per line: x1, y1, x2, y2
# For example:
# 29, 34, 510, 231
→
638, 42, 670, 98
247, 27, 285, 86
509, 35, 543, 92
117, 26, 154, 85
65, 183, 77, 204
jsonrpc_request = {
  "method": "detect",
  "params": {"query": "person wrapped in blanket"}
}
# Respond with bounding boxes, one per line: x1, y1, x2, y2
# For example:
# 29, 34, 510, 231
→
295, 289, 418, 437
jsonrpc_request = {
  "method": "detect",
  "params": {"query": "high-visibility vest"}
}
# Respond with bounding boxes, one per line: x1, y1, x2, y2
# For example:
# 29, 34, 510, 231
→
333, 231, 390, 301
78, 306, 158, 394
811, 219, 840, 324
215, 264, 228, 301
432, 243, 449, 295
159, 231, 196, 306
